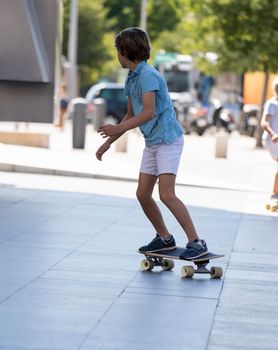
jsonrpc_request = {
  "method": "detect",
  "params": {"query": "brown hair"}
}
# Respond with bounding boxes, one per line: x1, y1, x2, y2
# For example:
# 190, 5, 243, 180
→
115, 27, 151, 62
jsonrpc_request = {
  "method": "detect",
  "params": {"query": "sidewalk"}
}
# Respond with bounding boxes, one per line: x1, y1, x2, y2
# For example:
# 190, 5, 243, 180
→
0, 122, 278, 349
0, 121, 275, 194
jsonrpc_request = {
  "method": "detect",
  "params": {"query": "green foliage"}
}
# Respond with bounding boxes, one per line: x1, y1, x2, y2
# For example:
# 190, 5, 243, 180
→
62, 0, 278, 88
62, 0, 187, 88
102, 0, 141, 32
147, 0, 182, 40
102, 0, 182, 40
63, 0, 116, 88
186, 0, 278, 74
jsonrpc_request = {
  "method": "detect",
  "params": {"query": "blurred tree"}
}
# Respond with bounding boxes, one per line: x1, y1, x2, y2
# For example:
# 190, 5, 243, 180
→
102, 0, 182, 40
187, 0, 278, 72
186, 0, 278, 146
63, 0, 117, 89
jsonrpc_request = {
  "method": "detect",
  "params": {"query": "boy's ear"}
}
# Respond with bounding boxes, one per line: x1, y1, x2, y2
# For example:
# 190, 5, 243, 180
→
117, 49, 125, 57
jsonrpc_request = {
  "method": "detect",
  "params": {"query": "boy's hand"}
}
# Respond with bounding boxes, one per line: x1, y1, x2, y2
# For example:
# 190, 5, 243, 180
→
271, 133, 278, 143
98, 124, 123, 138
96, 142, 110, 161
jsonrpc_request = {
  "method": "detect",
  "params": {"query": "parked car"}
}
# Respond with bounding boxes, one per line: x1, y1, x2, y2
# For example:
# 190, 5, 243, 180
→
85, 82, 127, 123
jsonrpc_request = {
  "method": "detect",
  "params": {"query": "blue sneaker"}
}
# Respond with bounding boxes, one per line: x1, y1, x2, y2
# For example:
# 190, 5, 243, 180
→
138, 234, 176, 253
180, 239, 208, 260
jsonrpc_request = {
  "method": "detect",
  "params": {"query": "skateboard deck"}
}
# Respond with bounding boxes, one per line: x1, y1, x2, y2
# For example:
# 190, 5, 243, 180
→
139, 247, 224, 278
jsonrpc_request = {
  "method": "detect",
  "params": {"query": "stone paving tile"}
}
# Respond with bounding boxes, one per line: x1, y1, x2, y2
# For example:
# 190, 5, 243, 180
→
80, 293, 217, 350
1, 171, 274, 350
129, 268, 225, 299
208, 210, 278, 350
208, 278, 278, 350
5, 232, 89, 250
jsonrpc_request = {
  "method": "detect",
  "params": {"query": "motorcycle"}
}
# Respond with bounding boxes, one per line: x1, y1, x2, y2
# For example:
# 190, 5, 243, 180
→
187, 102, 210, 136
177, 99, 211, 136
210, 99, 236, 133
239, 104, 259, 137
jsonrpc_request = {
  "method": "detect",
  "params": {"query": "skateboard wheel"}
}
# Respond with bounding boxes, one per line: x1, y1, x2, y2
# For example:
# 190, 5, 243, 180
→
210, 266, 223, 278
140, 259, 154, 271
162, 259, 174, 271
270, 206, 277, 212
181, 265, 194, 278
266, 203, 271, 210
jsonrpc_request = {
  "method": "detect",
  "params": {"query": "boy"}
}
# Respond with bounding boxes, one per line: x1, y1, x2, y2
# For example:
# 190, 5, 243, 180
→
261, 76, 278, 198
96, 27, 208, 259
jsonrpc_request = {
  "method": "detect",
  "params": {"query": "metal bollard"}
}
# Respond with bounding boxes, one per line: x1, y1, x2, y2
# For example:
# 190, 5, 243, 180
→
115, 132, 129, 152
215, 131, 229, 158
93, 98, 107, 131
71, 98, 88, 149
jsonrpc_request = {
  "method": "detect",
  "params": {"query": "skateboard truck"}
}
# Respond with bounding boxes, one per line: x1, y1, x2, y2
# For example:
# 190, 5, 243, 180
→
181, 260, 223, 278
141, 256, 175, 271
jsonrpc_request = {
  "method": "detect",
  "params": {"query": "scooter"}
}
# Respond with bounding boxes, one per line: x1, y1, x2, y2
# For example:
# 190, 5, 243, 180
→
210, 99, 236, 133
188, 103, 210, 136
239, 104, 259, 137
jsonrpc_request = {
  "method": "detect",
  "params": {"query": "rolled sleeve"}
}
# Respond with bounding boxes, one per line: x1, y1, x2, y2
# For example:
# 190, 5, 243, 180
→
264, 101, 275, 117
140, 73, 159, 93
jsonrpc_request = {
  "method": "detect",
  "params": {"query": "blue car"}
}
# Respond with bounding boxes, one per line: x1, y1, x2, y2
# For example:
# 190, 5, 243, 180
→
85, 82, 127, 123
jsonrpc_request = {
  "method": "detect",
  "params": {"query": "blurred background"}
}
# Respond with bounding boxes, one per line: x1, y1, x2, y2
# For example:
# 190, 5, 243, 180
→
61, 0, 278, 147
1, 0, 278, 148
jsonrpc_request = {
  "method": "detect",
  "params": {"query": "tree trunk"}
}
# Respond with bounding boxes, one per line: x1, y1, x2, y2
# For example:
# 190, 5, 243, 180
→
256, 72, 269, 147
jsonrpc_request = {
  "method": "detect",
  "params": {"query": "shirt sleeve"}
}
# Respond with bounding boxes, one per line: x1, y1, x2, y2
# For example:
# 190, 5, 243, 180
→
140, 73, 159, 93
263, 100, 275, 117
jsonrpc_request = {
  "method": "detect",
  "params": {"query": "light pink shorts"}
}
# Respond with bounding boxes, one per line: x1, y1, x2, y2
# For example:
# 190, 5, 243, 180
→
140, 136, 184, 176
263, 138, 278, 160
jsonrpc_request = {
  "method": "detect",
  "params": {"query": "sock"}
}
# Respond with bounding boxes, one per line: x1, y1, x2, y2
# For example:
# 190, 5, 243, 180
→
164, 235, 173, 243
194, 239, 204, 246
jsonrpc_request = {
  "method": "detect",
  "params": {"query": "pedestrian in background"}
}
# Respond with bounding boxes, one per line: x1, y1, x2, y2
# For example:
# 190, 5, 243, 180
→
55, 83, 69, 129
261, 76, 278, 198
95, 27, 208, 259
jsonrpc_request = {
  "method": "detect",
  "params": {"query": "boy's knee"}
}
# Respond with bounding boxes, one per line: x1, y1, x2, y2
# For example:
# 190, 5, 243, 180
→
136, 189, 150, 203
159, 192, 176, 205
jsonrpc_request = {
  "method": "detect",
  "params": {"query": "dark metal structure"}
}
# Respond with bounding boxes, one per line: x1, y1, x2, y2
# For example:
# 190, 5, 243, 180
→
0, 0, 62, 123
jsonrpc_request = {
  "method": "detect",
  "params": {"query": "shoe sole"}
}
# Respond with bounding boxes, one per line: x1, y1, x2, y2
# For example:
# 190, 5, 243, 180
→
182, 250, 208, 260
138, 246, 177, 254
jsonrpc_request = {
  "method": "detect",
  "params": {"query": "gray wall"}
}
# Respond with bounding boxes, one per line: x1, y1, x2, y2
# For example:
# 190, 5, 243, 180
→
0, 0, 62, 123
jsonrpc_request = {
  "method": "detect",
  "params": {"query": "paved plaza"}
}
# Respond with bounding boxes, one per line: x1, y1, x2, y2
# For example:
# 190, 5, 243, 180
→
0, 128, 278, 349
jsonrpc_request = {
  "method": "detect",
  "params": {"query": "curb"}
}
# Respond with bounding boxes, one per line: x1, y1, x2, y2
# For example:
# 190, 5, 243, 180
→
0, 162, 262, 193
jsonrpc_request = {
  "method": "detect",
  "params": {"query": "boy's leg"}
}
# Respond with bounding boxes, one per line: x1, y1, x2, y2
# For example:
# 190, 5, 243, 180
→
272, 160, 278, 195
158, 173, 198, 242
158, 173, 208, 259
136, 172, 171, 240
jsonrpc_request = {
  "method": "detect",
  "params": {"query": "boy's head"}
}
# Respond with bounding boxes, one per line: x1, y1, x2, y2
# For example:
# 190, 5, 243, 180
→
115, 27, 151, 63
272, 76, 278, 95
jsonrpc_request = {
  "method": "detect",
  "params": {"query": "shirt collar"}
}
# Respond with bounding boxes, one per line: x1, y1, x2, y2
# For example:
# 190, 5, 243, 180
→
128, 60, 147, 78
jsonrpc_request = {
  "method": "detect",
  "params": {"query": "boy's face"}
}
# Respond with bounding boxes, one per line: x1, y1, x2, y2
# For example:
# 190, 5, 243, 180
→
117, 50, 129, 69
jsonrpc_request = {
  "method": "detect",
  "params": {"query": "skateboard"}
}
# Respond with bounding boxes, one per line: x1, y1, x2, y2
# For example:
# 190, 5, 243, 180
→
266, 197, 278, 212
139, 247, 224, 278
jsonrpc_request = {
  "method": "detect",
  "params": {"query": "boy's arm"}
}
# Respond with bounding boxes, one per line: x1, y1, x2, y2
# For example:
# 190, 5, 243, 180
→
101, 97, 134, 145
98, 92, 155, 138
95, 97, 134, 161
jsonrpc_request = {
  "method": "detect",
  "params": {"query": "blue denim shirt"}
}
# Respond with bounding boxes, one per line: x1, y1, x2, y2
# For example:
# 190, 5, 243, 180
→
124, 61, 183, 146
